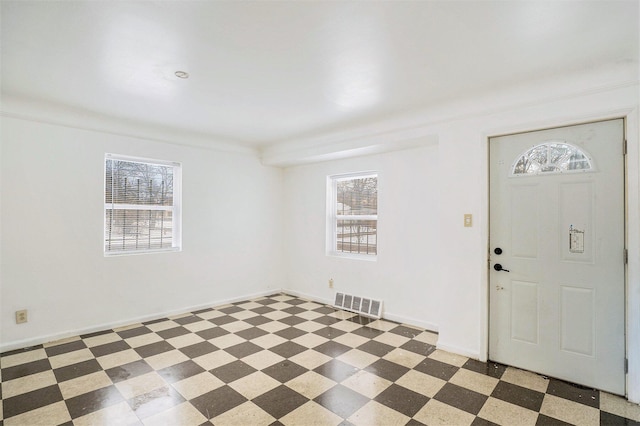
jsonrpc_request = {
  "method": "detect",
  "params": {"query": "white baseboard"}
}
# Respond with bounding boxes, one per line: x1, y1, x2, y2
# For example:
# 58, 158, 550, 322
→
383, 312, 439, 333
436, 340, 480, 360
282, 288, 333, 306
282, 288, 439, 333
2, 287, 470, 364
0, 289, 277, 353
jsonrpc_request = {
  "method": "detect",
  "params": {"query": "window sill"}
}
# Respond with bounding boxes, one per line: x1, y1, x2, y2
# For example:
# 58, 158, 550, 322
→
104, 247, 181, 257
326, 252, 377, 262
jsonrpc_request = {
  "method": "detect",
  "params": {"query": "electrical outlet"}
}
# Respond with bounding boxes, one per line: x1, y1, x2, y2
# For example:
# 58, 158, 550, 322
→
329, 278, 334, 288
16, 309, 28, 324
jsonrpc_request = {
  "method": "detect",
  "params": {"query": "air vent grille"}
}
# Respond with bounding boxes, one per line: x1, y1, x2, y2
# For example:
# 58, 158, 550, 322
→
333, 292, 383, 319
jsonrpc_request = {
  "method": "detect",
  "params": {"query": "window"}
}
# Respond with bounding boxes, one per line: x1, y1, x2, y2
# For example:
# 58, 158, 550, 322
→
105, 154, 181, 255
511, 142, 593, 176
327, 172, 378, 258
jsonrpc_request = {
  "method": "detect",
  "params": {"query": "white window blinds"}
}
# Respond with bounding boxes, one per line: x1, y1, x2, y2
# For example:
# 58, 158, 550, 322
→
105, 155, 181, 255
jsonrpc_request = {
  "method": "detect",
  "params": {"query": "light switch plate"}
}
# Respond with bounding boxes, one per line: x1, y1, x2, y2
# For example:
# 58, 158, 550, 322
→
464, 214, 472, 227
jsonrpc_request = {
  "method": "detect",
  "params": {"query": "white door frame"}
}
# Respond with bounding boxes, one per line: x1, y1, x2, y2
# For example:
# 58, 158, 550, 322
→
482, 110, 638, 400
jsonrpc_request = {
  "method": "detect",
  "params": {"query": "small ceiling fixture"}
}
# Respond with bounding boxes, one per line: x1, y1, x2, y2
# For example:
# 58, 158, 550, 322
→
175, 71, 189, 79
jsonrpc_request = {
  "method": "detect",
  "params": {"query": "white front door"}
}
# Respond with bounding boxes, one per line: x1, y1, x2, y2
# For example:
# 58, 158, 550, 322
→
489, 119, 625, 395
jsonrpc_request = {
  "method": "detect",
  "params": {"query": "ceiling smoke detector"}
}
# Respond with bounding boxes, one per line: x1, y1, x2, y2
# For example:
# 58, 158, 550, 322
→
175, 71, 189, 79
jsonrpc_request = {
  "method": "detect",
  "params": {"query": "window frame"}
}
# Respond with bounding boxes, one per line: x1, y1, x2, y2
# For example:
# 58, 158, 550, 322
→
326, 171, 378, 261
104, 153, 182, 256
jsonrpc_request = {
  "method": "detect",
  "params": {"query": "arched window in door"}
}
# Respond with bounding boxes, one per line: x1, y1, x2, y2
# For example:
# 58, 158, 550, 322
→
511, 141, 593, 176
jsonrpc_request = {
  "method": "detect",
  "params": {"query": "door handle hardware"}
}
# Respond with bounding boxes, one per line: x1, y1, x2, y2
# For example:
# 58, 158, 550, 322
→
496, 285, 504, 290
494, 264, 510, 272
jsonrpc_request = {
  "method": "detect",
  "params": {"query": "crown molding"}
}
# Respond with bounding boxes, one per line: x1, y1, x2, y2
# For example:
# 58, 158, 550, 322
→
261, 62, 639, 167
2, 62, 636, 166
0, 94, 259, 157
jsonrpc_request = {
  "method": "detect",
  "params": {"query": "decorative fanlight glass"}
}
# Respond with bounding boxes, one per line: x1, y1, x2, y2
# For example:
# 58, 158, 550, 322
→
511, 142, 592, 176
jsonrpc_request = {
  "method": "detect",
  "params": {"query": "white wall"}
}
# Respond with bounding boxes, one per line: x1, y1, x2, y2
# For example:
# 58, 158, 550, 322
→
282, 144, 441, 330
1, 64, 638, 403
279, 72, 640, 401
0, 116, 284, 351
434, 85, 639, 375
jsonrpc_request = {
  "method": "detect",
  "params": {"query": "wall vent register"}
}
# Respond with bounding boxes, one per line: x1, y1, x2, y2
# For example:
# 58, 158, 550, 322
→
334, 292, 383, 319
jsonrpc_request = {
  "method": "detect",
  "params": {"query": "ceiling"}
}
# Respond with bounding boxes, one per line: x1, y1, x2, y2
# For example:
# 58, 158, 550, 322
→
1, 1, 638, 149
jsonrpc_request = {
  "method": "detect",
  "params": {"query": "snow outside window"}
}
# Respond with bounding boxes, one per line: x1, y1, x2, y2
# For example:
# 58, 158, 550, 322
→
327, 172, 378, 259
104, 154, 181, 255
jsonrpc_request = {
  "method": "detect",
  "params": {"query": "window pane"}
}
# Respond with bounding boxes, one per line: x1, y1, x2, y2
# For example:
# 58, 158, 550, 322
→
529, 145, 548, 165
512, 142, 592, 176
549, 143, 571, 165
336, 177, 377, 216
106, 159, 173, 205
105, 209, 173, 252
337, 219, 377, 255
105, 156, 179, 255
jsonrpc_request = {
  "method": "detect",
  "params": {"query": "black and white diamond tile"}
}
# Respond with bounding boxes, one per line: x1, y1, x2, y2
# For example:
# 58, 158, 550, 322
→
1, 293, 639, 426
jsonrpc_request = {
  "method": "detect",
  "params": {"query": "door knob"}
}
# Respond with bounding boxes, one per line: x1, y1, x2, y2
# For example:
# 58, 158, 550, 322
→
494, 247, 503, 255
494, 264, 510, 272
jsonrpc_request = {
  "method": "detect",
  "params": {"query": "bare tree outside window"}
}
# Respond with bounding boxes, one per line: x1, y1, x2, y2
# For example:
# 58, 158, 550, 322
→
105, 156, 181, 254
512, 142, 592, 175
331, 174, 378, 256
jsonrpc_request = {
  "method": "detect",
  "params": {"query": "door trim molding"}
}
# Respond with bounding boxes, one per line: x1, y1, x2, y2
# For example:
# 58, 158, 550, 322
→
483, 113, 635, 398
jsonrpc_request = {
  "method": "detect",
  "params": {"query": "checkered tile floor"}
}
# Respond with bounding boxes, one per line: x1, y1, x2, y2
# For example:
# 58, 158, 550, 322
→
2, 294, 639, 425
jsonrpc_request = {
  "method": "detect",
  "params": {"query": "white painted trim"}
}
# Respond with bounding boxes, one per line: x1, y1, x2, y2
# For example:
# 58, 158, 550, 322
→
383, 312, 439, 334
105, 204, 174, 212
484, 108, 640, 403
282, 289, 333, 306
262, 64, 637, 167
262, 134, 439, 167
624, 107, 640, 404
437, 341, 481, 360
326, 171, 379, 261
0, 94, 258, 157
284, 288, 439, 333
0, 289, 276, 353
